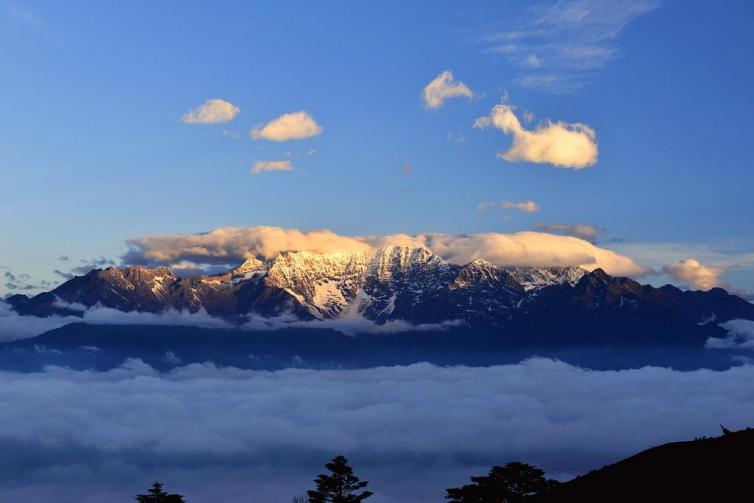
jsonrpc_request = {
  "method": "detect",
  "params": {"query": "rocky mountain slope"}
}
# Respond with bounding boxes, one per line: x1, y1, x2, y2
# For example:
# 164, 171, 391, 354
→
6, 246, 754, 334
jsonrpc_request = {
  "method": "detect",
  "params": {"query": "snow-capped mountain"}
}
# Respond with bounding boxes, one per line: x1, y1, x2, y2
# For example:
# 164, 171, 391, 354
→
7, 246, 754, 330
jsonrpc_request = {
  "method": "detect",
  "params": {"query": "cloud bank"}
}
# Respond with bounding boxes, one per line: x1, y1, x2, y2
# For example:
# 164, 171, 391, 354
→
535, 224, 604, 242
475, 104, 598, 168
251, 160, 293, 175
0, 358, 751, 503
122, 226, 648, 277
422, 71, 474, 109
181, 99, 240, 124
0, 301, 462, 342
251, 111, 322, 141
663, 259, 724, 291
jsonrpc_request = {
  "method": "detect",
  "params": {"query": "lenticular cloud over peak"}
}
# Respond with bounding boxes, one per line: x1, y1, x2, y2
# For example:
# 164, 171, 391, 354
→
123, 226, 649, 277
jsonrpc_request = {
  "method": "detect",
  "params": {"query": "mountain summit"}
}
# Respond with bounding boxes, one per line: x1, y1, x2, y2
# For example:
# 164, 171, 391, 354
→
6, 246, 754, 342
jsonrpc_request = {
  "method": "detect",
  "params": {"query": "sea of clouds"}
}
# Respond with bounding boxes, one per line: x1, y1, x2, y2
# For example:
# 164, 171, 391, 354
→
0, 358, 753, 502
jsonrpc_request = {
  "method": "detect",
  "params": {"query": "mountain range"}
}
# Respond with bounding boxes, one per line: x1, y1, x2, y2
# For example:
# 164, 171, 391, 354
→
6, 245, 754, 341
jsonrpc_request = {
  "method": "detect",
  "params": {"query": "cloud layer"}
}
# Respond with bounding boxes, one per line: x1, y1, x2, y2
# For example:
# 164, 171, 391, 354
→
122, 226, 648, 277
251, 160, 293, 175
535, 224, 603, 242
422, 71, 475, 109
181, 99, 240, 124
663, 259, 724, 291
0, 301, 462, 342
475, 104, 598, 168
250, 111, 322, 141
0, 358, 751, 502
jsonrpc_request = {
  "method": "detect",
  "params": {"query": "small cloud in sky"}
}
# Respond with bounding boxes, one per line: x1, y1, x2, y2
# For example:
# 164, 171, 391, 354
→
54, 256, 116, 280
3, 270, 53, 292
422, 71, 475, 109
446, 132, 466, 144
485, 0, 660, 93
663, 258, 725, 291
477, 200, 538, 213
251, 160, 293, 176
222, 130, 241, 139
501, 200, 540, 213
250, 111, 322, 141
475, 103, 598, 169
535, 223, 604, 242
181, 99, 240, 124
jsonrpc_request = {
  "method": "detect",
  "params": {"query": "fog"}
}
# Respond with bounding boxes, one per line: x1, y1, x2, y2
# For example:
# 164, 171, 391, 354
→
0, 358, 752, 502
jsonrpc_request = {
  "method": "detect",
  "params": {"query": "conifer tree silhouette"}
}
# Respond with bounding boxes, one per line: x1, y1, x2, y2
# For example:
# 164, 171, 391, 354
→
446, 462, 558, 503
307, 455, 373, 503
135, 481, 186, 503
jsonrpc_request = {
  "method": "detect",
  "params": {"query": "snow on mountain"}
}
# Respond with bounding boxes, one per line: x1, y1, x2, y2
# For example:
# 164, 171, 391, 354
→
12, 246, 708, 328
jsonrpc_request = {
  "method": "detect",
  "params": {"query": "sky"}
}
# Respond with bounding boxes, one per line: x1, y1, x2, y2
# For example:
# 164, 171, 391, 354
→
1, 0, 753, 297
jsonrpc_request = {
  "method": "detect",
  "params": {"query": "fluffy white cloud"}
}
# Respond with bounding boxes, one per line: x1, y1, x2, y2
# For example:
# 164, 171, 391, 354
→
123, 226, 649, 277
251, 160, 293, 175
422, 71, 474, 109
181, 99, 240, 124
501, 200, 540, 213
0, 359, 751, 502
663, 259, 724, 291
535, 224, 603, 242
475, 104, 598, 169
250, 111, 322, 141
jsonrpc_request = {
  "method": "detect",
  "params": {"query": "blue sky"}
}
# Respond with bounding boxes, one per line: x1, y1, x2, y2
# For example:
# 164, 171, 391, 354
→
1, 0, 753, 296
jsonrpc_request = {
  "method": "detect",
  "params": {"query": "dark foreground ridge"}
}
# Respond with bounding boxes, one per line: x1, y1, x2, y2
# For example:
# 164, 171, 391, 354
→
532, 426, 754, 502
131, 428, 754, 502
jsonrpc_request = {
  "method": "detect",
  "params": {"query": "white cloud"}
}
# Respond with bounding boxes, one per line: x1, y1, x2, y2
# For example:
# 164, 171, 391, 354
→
123, 226, 649, 278
181, 99, 240, 124
535, 224, 603, 242
251, 160, 293, 175
501, 200, 540, 213
663, 259, 725, 291
422, 71, 475, 109
250, 111, 322, 141
486, 0, 660, 93
475, 103, 598, 168
706, 319, 754, 349
0, 302, 234, 342
0, 301, 462, 342
0, 359, 751, 502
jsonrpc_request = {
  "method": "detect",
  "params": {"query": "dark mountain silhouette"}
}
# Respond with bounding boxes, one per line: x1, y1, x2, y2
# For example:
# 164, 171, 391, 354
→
533, 427, 754, 502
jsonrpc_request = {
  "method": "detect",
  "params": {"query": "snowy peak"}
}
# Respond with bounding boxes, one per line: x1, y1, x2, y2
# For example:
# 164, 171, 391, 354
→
504, 266, 587, 292
19, 248, 748, 331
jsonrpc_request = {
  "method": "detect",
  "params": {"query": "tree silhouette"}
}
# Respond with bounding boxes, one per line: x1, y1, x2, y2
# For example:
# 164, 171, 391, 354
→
135, 481, 186, 503
307, 455, 373, 503
446, 462, 559, 502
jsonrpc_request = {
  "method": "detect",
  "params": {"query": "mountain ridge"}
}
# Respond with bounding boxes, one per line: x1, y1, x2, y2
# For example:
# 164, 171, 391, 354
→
6, 246, 754, 337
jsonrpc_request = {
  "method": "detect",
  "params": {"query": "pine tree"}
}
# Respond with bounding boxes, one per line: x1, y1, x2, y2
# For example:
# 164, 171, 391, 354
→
307, 455, 373, 503
446, 462, 559, 503
135, 481, 186, 503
